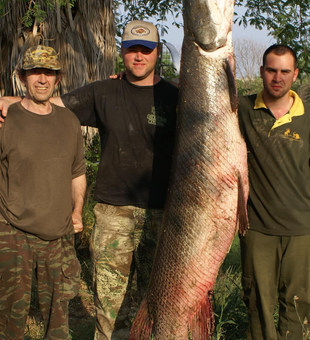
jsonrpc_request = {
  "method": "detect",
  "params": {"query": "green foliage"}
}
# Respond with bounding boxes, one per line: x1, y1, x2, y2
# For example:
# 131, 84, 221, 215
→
22, 3, 47, 27
84, 134, 100, 188
236, 76, 263, 96
81, 133, 100, 247
114, 55, 125, 74
1, 0, 183, 51
235, 0, 310, 77
0, 0, 7, 15
113, 0, 183, 45
212, 237, 247, 340
0, 0, 77, 27
298, 83, 310, 104
157, 44, 179, 81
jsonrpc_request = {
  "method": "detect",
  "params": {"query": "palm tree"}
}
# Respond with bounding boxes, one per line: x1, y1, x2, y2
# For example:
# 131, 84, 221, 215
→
0, 0, 116, 97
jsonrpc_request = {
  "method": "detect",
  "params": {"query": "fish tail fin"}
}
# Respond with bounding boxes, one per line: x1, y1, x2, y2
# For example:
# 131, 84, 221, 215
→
129, 299, 153, 340
237, 172, 249, 236
188, 291, 215, 340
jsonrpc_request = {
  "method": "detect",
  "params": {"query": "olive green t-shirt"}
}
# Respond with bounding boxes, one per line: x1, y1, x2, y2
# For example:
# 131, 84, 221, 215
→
238, 91, 310, 236
0, 102, 86, 240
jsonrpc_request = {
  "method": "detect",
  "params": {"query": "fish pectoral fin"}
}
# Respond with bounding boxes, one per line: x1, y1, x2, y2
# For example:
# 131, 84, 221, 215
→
237, 172, 249, 236
188, 291, 215, 340
225, 56, 238, 113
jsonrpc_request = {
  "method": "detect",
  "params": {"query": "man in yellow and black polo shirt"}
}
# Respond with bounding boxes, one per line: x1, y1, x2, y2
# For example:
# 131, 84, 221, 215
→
238, 44, 310, 340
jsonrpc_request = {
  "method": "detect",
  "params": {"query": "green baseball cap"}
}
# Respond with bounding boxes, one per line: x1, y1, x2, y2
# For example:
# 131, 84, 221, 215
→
22, 45, 61, 71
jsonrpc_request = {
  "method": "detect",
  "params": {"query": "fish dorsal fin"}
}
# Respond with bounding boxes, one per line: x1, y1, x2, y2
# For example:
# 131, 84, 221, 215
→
225, 56, 238, 113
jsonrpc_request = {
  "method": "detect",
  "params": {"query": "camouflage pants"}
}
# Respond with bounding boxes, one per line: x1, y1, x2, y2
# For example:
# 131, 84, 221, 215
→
90, 203, 163, 340
0, 222, 81, 340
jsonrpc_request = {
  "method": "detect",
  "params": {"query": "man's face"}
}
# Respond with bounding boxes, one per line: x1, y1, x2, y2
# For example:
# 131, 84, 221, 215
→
260, 52, 298, 100
121, 44, 160, 83
21, 68, 60, 104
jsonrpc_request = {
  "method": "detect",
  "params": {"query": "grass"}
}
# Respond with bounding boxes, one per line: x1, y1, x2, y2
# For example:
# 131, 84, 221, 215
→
212, 237, 247, 340
22, 225, 310, 340
24, 232, 247, 340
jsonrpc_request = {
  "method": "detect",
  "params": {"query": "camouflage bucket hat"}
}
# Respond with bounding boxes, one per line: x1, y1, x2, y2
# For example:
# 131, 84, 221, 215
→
22, 45, 61, 71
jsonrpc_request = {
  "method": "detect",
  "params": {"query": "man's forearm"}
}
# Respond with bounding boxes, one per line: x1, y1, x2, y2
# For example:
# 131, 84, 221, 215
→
72, 174, 86, 214
4, 96, 22, 104
0, 96, 22, 124
71, 174, 86, 233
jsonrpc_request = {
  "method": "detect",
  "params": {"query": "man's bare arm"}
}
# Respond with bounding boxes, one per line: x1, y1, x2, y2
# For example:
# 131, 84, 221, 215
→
0, 97, 22, 125
49, 96, 65, 107
71, 174, 86, 234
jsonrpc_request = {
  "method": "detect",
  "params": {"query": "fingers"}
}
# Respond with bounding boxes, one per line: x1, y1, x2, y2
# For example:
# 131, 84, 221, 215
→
109, 70, 126, 80
72, 213, 83, 233
0, 109, 7, 128
73, 224, 83, 233
1, 109, 7, 118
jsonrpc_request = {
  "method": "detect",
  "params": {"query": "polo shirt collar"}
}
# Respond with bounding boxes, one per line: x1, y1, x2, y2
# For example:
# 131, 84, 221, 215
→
254, 90, 305, 131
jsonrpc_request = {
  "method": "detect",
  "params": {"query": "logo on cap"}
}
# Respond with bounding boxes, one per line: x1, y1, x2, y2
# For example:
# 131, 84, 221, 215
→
131, 25, 150, 37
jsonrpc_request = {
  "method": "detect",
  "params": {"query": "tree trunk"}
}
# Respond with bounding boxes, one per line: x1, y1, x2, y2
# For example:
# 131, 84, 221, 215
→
0, 0, 116, 97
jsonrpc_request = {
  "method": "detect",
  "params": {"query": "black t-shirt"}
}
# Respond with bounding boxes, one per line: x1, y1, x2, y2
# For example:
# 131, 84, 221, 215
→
61, 77, 178, 208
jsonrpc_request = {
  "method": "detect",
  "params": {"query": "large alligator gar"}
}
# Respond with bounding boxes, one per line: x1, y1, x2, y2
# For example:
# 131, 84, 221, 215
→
130, 0, 249, 339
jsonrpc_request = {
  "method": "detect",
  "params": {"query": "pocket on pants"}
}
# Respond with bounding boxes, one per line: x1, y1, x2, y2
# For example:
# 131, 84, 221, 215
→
241, 274, 256, 310
60, 257, 81, 301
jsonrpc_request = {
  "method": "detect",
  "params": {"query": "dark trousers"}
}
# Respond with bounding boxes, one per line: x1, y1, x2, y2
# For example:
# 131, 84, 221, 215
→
240, 230, 310, 340
0, 222, 80, 340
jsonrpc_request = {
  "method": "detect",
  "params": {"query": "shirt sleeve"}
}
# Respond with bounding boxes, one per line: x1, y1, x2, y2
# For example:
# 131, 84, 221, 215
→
61, 82, 98, 127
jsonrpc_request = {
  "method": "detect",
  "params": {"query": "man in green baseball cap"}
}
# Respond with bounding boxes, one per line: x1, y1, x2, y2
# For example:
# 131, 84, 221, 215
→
22, 45, 61, 71
18, 45, 62, 108
0, 20, 178, 338
0, 45, 86, 339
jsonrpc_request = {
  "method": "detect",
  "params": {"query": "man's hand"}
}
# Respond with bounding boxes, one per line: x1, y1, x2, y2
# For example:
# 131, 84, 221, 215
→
109, 70, 126, 80
0, 97, 22, 127
72, 210, 83, 233
71, 174, 86, 234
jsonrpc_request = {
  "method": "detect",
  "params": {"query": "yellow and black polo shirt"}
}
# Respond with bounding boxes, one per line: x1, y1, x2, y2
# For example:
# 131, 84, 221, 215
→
238, 91, 310, 236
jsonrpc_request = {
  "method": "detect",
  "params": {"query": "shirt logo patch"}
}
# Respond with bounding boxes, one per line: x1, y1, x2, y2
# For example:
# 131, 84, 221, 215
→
147, 114, 167, 127
283, 128, 301, 141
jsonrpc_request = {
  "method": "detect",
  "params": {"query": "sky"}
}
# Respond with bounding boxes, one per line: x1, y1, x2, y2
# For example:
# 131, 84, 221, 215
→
158, 9, 276, 78
163, 9, 275, 53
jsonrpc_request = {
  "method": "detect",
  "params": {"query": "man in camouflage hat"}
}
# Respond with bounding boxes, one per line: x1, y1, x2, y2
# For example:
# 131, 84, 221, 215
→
22, 45, 62, 71
0, 20, 178, 340
0, 45, 86, 339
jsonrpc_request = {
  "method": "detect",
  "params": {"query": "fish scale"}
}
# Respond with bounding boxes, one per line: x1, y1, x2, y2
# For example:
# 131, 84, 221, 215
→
130, 0, 249, 339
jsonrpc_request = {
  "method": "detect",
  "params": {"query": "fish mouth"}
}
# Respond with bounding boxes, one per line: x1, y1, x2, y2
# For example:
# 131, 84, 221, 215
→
184, 0, 233, 52
194, 34, 228, 52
